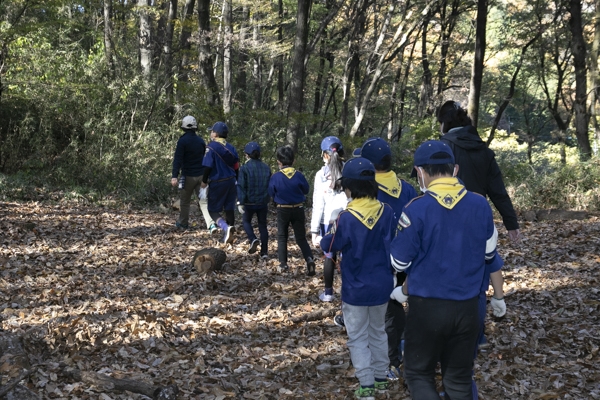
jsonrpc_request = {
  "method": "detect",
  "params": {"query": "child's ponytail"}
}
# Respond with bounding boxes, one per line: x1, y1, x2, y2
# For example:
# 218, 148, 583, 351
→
327, 143, 345, 191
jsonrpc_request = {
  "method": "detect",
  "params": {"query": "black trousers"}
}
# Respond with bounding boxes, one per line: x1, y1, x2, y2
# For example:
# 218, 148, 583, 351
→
385, 299, 406, 367
276, 206, 313, 266
404, 295, 479, 400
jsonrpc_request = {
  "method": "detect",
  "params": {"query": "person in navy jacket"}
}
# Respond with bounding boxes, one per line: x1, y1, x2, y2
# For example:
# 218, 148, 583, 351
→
268, 146, 315, 275
390, 140, 498, 400
201, 121, 239, 244
319, 157, 396, 398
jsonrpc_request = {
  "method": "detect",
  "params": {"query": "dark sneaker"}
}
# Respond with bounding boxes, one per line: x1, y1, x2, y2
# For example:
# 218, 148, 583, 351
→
306, 257, 316, 276
277, 264, 289, 273
209, 223, 218, 235
334, 314, 345, 327
175, 222, 189, 229
248, 239, 259, 254
223, 226, 234, 244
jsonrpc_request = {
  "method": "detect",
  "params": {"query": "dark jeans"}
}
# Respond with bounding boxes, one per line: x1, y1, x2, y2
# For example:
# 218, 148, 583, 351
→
243, 205, 268, 253
276, 206, 313, 266
385, 299, 406, 367
404, 295, 479, 400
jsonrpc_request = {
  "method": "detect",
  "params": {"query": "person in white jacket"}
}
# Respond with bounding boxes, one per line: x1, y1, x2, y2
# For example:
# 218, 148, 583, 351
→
311, 136, 349, 302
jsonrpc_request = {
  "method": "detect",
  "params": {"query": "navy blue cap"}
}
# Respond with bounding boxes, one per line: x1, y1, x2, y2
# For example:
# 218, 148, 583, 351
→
208, 121, 229, 135
342, 157, 376, 180
321, 136, 343, 152
244, 141, 260, 154
359, 137, 391, 165
411, 140, 455, 177
352, 148, 362, 157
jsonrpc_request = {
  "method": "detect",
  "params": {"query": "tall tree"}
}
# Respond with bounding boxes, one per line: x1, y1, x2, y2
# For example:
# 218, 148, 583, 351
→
286, 0, 313, 150
177, 0, 196, 100
467, 0, 486, 128
138, 0, 152, 76
589, 0, 600, 154
417, 11, 433, 118
236, 6, 250, 107
103, 0, 115, 75
198, 0, 220, 105
163, 0, 177, 115
569, 0, 592, 160
222, 0, 232, 114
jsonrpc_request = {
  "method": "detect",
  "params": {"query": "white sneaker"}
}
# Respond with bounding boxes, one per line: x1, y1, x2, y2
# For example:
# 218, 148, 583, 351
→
319, 291, 335, 302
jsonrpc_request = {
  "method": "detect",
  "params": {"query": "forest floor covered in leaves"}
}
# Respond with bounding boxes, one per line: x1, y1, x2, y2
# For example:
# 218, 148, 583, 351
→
0, 200, 599, 399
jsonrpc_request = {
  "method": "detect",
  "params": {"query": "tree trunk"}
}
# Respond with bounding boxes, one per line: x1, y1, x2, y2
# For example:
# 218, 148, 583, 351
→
277, 0, 285, 111
286, 0, 313, 151
591, 0, 600, 155
138, 0, 152, 76
252, 13, 262, 110
418, 14, 433, 118
198, 0, 220, 106
569, 0, 592, 160
177, 0, 196, 101
236, 6, 249, 107
163, 0, 177, 117
437, 0, 461, 96
467, 0, 486, 128
103, 0, 114, 75
223, 0, 232, 114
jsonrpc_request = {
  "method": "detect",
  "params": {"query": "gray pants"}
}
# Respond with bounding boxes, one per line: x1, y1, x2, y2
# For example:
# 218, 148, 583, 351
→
342, 301, 389, 387
177, 175, 214, 228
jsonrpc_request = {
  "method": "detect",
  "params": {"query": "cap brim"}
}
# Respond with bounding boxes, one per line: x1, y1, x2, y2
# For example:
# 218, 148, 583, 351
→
352, 148, 361, 157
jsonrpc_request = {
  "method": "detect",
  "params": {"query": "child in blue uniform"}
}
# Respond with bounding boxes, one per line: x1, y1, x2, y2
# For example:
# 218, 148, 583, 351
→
357, 137, 417, 380
268, 146, 315, 274
390, 140, 498, 400
201, 121, 240, 244
237, 141, 271, 258
320, 157, 395, 399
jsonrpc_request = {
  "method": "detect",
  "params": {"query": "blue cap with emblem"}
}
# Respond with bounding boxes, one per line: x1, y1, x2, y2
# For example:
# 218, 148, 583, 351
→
359, 137, 391, 165
411, 140, 455, 177
320, 136, 343, 152
342, 157, 376, 180
208, 121, 229, 135
244, 141, 260, 154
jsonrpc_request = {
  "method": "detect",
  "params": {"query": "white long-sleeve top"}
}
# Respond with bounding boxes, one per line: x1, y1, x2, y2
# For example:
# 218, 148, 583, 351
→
311, 165, 349, 234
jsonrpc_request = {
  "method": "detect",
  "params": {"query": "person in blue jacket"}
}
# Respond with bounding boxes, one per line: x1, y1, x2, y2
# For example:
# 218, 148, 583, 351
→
171, 115, 215, 231
320, 157, 396, 399
390, 140, 498, 400
237, 141, 271, 258
201, 121, 240, 244
268, 146, 315, 275
356, 137, 418, 380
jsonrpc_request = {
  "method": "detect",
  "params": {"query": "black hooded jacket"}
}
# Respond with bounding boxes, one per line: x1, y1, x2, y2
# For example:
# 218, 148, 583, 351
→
441, 125, 519, 231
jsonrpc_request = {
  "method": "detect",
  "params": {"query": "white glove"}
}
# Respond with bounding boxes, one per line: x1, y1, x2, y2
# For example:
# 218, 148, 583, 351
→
329, 208, 344, 224
490, 297, 506, 317
238, 205, 245, 214
198, 187, 208, 200
390, 286, 408, 303
312, 233, 322, 247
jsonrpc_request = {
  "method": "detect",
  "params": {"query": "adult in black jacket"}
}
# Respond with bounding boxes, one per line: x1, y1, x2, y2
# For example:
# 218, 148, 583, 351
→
438, 101, 520, 241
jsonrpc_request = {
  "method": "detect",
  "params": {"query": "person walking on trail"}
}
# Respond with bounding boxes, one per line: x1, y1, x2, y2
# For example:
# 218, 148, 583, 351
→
268, 145, 316, 275
390, 140, 499, 400
171, 115, 216, 232
310, 136, 348, 302
201, 121, 240, 244
237, 141, 271, 258
319, 157, 396, 399
438, 100, 520, 241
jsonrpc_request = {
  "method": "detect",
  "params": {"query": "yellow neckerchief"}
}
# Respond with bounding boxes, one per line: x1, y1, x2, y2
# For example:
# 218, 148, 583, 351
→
426, 177, 467, 209
375, 171, 401, 198
346, 197, 384, 230
280, 166, 296, 179
213, 137, 227, 145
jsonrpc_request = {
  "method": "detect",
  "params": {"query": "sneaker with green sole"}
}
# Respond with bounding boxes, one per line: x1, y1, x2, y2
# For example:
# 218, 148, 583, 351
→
354, 386, 375, 399
374, 380, 389, 393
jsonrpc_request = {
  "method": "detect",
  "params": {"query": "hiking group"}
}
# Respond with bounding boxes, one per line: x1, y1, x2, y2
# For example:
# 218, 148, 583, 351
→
170, 101, 519, 400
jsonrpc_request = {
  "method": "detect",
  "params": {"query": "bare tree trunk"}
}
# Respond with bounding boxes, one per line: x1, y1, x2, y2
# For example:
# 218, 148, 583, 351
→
103, 0, 114, 75
198, 0, 220, 106
163, 0, 177, 117
569, 0, 592, 160
236, 6, 249, 107
138, 0, 152, 76
418, 13, 433, 118
277, 0, 285, 111
177, 0, 196, 101
467, 0, 486, 128
590, 0, 600, 155
437, 0, 461, 96
223, 0, 232, 114
252, 13, 262, 110
286, 0, 313, 150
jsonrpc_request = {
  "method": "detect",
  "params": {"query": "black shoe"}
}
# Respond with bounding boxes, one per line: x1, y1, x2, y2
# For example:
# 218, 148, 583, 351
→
278, 264, 289, 273
306, 257, 316, 276
248, 239, 259, 254
334, 314, 345, 327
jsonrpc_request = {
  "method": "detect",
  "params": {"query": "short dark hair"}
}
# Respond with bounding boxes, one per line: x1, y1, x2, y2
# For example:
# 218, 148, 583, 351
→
341, 172, 378, 199
277, 145, 295, 166
248, 150, 261, 160
214, 130, 228, 139
437, 101, 472, 133
373, 154, 391, 172
421, 163, 455, 177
